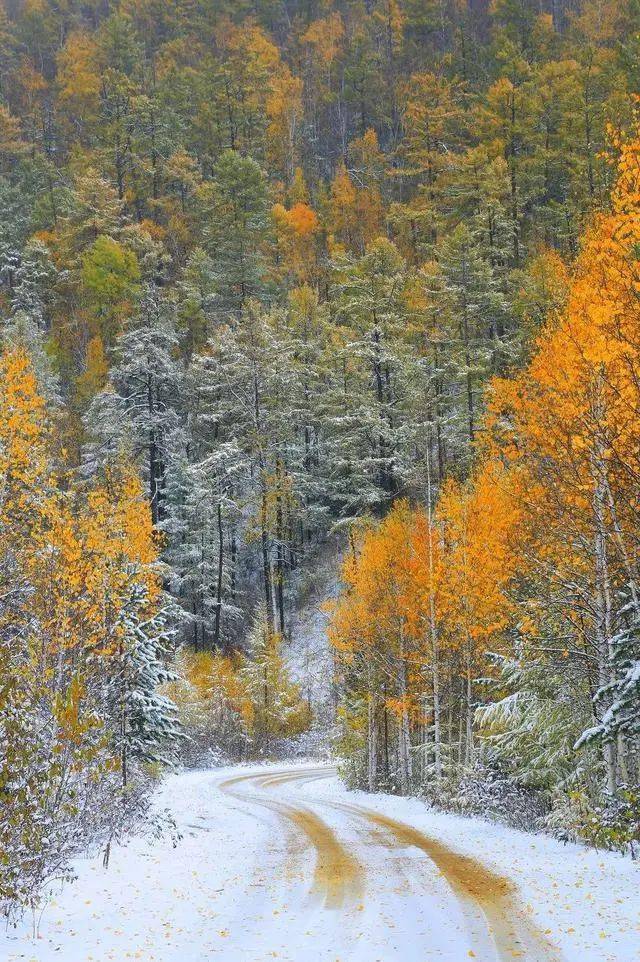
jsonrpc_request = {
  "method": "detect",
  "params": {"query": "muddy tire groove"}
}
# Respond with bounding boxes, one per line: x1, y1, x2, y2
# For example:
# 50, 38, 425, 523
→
219, 770, 363, 908
220, 767, 562, 961
262, 768, 562, 962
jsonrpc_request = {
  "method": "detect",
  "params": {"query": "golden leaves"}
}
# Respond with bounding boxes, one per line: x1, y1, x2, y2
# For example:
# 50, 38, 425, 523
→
480, 113, 640, 643
301, 13, 345, 65
0, 348, 160, 662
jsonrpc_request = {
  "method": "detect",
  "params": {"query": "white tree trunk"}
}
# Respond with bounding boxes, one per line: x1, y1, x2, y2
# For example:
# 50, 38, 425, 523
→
591, 377, 616, 794
465, 645, 474, 768
367, 686, 377, 793
397, 626, 412, 794
432, 644, 442, 781
425, 451, 442, 782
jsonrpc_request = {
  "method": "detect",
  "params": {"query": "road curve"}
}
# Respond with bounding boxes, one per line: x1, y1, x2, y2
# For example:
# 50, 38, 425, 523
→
220, 766, 562, 962
220, 768, 362, 908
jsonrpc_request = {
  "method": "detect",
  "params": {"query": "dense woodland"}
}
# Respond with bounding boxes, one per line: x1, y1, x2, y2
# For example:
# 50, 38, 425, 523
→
1, 0, 640, 918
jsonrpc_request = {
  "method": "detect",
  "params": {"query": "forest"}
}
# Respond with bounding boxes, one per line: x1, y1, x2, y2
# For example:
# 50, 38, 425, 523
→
1, 0, 640, 922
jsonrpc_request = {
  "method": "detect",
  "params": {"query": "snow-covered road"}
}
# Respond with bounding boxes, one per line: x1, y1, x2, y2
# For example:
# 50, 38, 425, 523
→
3, 763, 639, 962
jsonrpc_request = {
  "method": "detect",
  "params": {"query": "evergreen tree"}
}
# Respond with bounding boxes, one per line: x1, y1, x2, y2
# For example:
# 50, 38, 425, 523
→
327, 238, 416, 516
199, 150, 272, 317
91, 285, 184, 524
61, 167, 125, 259
110, 587, 182, 776
578, 593, 640, 759
241, 610, 311, 754
424, 224, 508, 471
161, 428, 242, 651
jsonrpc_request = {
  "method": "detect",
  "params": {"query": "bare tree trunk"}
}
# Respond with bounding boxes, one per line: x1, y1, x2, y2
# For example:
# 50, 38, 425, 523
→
425, 453, 442, 781
465, 645, 473, 767
617, 733, 629, 785
367, 684, 378, 792
591, 377, 616, 794
397, 625, 412, 794
260, 486, 274, 634
213, 502, 224, 650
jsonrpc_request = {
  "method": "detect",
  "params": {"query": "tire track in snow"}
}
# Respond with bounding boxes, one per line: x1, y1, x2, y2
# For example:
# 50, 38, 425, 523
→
235, 765, 563, 962
326, 798, 561, 962
219, 769, 363, 909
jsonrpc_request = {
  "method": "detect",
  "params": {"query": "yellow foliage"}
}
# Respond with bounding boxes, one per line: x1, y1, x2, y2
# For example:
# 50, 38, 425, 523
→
437, 461, 522, 657
301, 12, 345, 63
75, 335, 108, 406
171, 649, 252, 732
0, 348, 49, 511
0, 346, 163, 791
327, 163, 383, 253
56, 31, 100, 121
272, 201, 320, 281
330, 469, 522, 734
266, 65, 304, 175
483, 113, 640, 654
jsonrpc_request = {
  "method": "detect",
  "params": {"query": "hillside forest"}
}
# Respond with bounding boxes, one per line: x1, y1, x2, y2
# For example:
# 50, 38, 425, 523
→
1, 0, 640, 919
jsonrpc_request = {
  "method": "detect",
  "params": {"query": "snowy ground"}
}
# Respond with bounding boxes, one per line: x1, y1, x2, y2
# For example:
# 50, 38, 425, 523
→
2, 763, 639, 962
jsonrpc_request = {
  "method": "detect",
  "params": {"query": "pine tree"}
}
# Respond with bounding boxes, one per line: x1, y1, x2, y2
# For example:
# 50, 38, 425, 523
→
424, 224, 508, 471
3, 238, 56, 328
61, 167, 125, 259
199, 150, 272, 317
161, 430, 241, 651
176, 247, 218, 359
578, 593, 640, 764
327, 238, 416, 517
110, 588, 182, 774
241, 610, 310, 754
88, 284, 184, 524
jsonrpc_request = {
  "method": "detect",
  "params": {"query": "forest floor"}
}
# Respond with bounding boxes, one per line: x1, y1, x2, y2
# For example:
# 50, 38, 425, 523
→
2, 763, 639, 962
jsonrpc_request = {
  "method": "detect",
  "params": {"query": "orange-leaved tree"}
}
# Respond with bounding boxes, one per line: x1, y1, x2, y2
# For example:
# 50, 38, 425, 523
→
0, 346, 177, 913
330, 503, 430, 792
485, 117, 640, 793
437, 461, 523, 768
